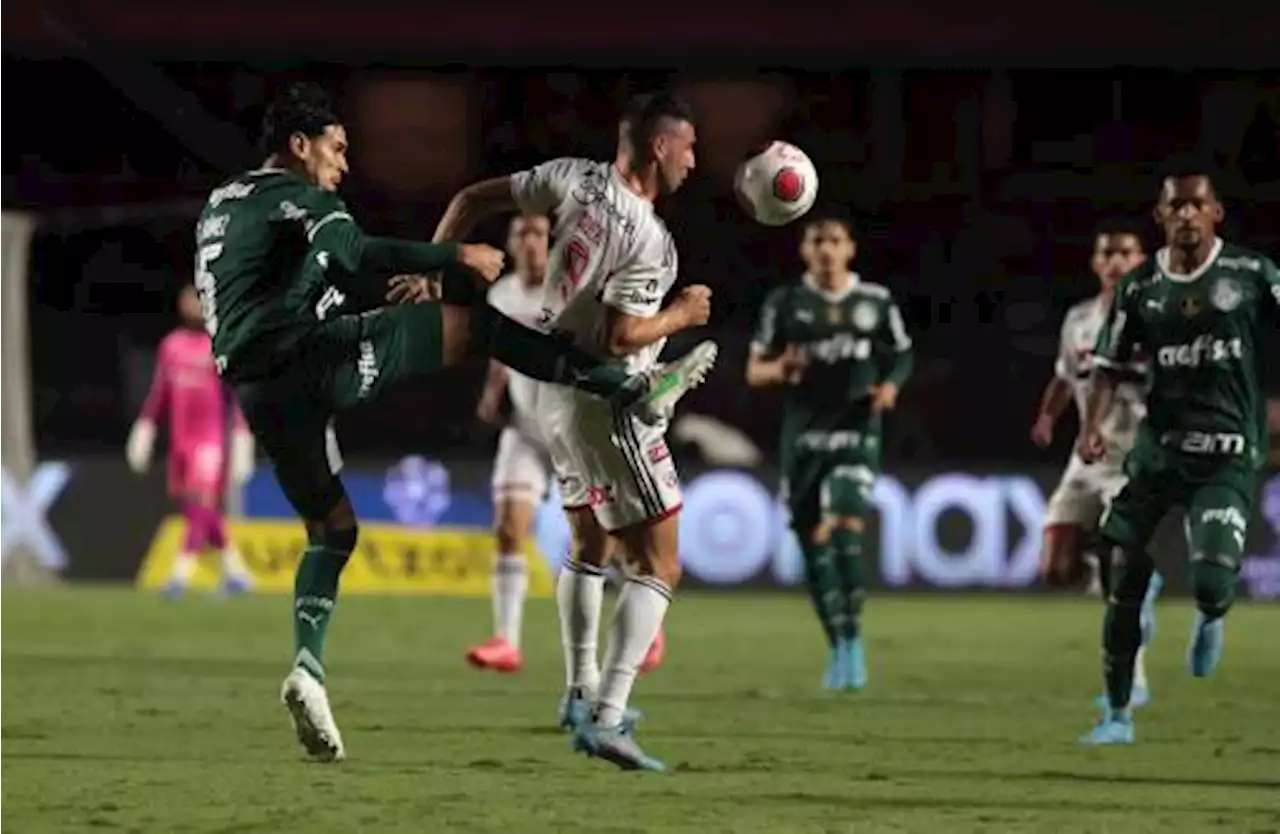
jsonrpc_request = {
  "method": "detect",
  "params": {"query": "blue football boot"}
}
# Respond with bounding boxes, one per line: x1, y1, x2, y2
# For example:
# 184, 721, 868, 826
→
1079, 707, 1135, 746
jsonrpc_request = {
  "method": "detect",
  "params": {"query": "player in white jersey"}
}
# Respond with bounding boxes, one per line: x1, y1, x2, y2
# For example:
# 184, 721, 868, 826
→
432, 93, 717, 771
464, 214, 668, 677
1031, 225, 1163, 706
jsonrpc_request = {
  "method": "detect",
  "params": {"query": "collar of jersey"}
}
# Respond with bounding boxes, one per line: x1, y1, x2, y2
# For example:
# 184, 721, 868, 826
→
803, 271, 860, 304
1156, 237, 1224, 283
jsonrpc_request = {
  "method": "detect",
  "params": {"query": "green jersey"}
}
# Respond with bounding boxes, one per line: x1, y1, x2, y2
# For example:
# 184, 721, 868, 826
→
752, 274, 914, 447
193, 168, 456, 381
1093, 239, 1280, 465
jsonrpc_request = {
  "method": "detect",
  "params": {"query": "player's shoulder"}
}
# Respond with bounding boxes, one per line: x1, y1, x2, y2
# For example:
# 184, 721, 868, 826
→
849, 276, 895, 304
486, 272, 519, 299
1117, 260, 1159, 298
761, 283, 796, 309
1064, 296, 1099, 322
1216, 241, 1276, 274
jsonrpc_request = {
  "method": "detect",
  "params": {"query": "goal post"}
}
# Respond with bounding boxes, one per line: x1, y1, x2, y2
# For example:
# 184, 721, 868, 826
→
1, 210, 61, 584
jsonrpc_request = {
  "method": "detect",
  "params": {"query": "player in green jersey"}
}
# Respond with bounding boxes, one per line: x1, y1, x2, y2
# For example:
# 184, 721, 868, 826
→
747, 213, 913, 691
1079, 161, 1280, 745
197, 84, 716, 762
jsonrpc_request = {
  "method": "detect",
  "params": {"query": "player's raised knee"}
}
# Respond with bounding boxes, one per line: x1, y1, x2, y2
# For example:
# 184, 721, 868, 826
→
1190, 557, 1237, 619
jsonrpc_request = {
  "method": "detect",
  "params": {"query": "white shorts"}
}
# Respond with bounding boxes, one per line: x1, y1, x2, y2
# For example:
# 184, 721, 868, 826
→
1044, 453, 1127, 530
533, 383, 682, 532
491, 426, 552, 506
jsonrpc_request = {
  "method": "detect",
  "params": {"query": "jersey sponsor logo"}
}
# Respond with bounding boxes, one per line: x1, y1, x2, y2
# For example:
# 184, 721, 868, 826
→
797, 430, 869, 451
1210, 277, 1243, 312
1155, 335, 1242, 368
807, 332, 872, 363
586, 484, 616, 508
569, 167, 639, 239
1161, 430, 1247, 456
314, 286, 346, 321
357, 339, 380, 399
647, 441, 671, 464
1216, 255, 1262, 272
207, 181, 254, 207
852, 301, 879, 331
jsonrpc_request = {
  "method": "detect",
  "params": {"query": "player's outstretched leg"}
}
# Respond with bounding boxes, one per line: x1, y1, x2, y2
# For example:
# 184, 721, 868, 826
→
163, 502, 206, 598
463, 303, 718, 424
1093, 568, 1162, 710
798, 531, 845, 689
572, 516, 680, 772
828, 523, 869, 691
1188, 558, 1234, 677
1081, 543, 1152, 746
280, 512, 355, 763
202, 506, 253, 596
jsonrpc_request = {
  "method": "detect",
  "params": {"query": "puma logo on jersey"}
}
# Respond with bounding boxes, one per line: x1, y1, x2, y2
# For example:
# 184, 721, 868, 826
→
1145, 298, 1165, 312
1156, 335, 1242, 368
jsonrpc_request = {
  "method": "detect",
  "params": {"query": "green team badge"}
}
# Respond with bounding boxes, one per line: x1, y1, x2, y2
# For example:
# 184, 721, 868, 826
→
852, 301, 879, 331
1210, 277, 1242, 312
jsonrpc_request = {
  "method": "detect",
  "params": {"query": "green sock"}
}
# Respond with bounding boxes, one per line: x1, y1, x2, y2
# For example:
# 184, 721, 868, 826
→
800, 539, 844, 648
1102, 544, 1151, 711
474, 305, 642, 402
828, 527, 866, 641
293, 545, 351, 683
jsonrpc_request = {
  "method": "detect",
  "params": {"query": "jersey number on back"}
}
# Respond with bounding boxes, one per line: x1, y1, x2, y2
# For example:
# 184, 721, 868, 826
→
194, 243, 223, 337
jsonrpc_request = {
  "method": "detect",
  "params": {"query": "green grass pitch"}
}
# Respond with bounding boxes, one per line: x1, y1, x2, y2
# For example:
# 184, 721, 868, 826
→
3, 588, 1278, 833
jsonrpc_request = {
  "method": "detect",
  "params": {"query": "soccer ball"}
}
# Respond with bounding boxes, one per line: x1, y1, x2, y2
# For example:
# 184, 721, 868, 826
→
733, 141, 819, 227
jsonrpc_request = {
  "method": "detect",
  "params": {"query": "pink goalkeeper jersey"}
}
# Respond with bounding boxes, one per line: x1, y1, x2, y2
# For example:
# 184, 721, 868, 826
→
141, 328, 245, 454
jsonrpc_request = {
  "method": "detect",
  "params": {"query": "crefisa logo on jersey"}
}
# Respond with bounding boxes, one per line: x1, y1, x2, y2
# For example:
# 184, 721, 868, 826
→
1210, 277, 1243, 312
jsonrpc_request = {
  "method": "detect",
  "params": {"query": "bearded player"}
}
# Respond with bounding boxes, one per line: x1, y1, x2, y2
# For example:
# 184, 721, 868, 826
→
127, 284, 256, 596
434, 92, 718, 771
197, 83, 716, 763
466, 214, 667, 677
1080, 161, 1280, 745
747, 213, 913, 691
1030, 225, 1164, 707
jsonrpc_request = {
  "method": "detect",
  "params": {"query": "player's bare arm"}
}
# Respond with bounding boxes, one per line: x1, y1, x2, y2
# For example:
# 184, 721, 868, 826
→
603, 284, 711, 357
1076, 369, 1116, 463
433, 176, 521, 244
475, 360, 511, 425
746, 345, 807, 386
1032, 376, 1073, 447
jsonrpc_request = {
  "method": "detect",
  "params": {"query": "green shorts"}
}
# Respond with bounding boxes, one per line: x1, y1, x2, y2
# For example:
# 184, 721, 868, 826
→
235, 304, 444, 519
1101, 433, 1259, 568
781, 429, 882, 532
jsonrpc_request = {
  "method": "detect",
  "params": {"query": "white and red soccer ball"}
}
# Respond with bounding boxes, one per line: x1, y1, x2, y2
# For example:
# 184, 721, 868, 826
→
733, 141, 819, 227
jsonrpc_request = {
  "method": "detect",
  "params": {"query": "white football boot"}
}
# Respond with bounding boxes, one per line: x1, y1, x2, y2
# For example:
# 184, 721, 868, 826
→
280, 667, 345, 762
633, 340, 719, 426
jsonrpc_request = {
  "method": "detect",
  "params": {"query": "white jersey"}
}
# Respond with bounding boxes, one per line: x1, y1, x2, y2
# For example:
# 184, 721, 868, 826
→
487, 273, 546, 422
509, 157, 679, 374
1054, 295, 1148, 454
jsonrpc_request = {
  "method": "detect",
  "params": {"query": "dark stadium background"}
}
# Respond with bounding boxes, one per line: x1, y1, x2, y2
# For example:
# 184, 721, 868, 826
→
3, 1, 1278, 591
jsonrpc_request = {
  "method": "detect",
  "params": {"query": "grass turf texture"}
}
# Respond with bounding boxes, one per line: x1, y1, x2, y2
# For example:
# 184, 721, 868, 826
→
4, 588, 1278, 833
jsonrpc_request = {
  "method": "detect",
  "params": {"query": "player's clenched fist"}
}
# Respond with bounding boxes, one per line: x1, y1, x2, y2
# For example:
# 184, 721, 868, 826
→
458, 243, 506, 283
1075, 428, 1107, 464
673, 284, 712, 328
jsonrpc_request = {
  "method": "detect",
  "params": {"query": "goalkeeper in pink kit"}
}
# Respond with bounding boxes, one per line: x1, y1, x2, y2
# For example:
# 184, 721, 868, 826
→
127, 285, 256, 595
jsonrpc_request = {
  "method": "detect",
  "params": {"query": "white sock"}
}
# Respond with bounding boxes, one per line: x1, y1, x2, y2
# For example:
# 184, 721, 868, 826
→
221, 547, 249, 580
1134, 645, 1148, 689
493, 553, 528, 648
557, 562, 605, 694
597, 577, 672, 728
170, 552, 198, 584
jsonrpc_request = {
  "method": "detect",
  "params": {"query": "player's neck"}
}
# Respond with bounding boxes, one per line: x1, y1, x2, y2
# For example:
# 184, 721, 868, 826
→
811, 271, 854, 292
519, 270, 545, 288
613, 157, 659, 202
1165, 237, 1221, 275
260, 154, 306, 180
1096, 286, 1116, 308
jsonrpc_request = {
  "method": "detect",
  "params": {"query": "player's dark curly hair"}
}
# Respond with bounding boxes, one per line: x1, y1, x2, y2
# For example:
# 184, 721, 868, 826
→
619, 92, 695, 164
804, 207, 857, 240
260, 83, 342, 155
1092, 217, 1146, 246
1157, 153, 1221, 198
